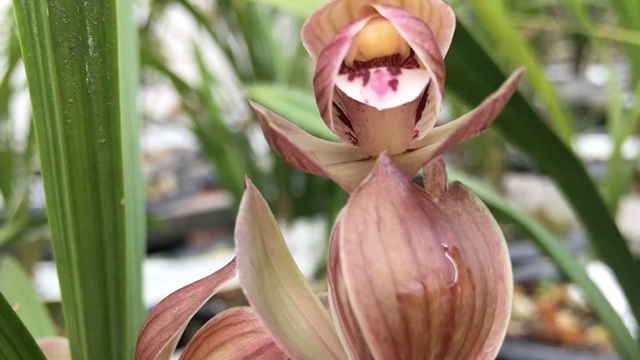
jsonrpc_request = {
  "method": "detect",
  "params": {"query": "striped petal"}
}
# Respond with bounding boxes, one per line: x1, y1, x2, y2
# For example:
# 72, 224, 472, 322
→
337, 155, 512, 360
395, 68, 525, 177
235, 180, 348, 360
302, 0, 456, 60
179, 307, 288, 360
252, 102, 374, 193
327, 220, 375, 360
135, 259, 237, 360
37, 337, 71, 360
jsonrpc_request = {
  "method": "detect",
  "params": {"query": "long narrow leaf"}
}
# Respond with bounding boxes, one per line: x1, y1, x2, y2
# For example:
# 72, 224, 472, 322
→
13, 0, 145, 359
0, 291, 46, 360
0, 257, 56, 339
467, 0, 574, 142
0, 21, 21, 203
449, 171, 640, 360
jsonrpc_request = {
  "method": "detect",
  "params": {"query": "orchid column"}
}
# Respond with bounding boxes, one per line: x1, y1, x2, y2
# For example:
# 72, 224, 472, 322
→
135, 1, 522, 360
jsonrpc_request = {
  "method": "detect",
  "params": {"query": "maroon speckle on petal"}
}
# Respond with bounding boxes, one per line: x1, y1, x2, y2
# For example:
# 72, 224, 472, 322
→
339, 63, 352, 75
412, 130, 420, 139
347, 69, 371, 86
415, 82, 431, 124
353, 53, 402, 70
333, 102, 356, 132
387, 66, 402, 76
402, 53, 420, 69
388, 79, 399, 91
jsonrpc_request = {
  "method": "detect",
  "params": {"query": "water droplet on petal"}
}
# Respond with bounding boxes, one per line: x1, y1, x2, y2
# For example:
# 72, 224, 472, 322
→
442, 243, 459, 287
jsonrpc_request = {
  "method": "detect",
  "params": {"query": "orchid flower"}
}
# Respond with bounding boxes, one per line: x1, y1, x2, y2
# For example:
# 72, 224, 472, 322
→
253, 0, 524, 192
135, 155, 512, 360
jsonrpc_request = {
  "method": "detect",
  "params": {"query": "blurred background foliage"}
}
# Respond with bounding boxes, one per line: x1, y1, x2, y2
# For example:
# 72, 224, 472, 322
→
1, 0, 640, 358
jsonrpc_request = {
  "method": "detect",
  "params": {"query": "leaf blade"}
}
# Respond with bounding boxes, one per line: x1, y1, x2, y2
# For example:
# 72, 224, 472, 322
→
0, 291, 47, 360
0, 257, 56, 339
12, 0, 145, 358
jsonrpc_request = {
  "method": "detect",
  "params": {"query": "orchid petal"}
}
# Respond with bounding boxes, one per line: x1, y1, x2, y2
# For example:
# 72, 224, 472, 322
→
252, 103, 375, 193
37, 337, 71, 360
302, 0, 456, 60
135, 259, 237, 360
235, 180, 348, 360
394, 68, 525, 178
314, 16, 372, 144
179, 307, 288, 360
337, 89, 424, 156
373, 4, 445, 140
338, 155, 512, 360
327, 220, 375, 360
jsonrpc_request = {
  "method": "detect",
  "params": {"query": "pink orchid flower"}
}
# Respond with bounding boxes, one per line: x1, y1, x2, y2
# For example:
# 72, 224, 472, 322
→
135, 155, 512, 360
253, 0, 524, 193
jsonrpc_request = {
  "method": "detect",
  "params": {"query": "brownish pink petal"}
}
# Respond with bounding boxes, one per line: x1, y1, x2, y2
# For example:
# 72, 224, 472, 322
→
302, 0, 456, 60
235, 180, 348, 360
327, 220, 375, 360
135, 259, 237, 360
394, 68, 525, 178
252, 102, 375, 193
337, 154, 512, 360
314, 16, 373, 144
373, 4, 445, 141
37, 337, 71, 360
179, 307, 288, 360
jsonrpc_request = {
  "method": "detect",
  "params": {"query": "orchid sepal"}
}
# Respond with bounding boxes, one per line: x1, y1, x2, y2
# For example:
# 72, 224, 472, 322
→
328, 154, 513, 360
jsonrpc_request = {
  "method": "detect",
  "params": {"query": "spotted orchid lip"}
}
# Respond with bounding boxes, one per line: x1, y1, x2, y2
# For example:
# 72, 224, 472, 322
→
334, 66, 430, 111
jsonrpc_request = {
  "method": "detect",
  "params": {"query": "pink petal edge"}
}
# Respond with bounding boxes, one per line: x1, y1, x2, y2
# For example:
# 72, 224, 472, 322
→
314, 16, 374, 143
327, 220, 375, 360
395, 68, 526, 178
252, 102, 375, 193
179, 307, 288, 360
135, 259, 237, 360
302, 0, 456, 60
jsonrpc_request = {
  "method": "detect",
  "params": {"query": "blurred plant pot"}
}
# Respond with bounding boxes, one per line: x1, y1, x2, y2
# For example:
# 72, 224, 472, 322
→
508, 231, 586, 269
498, 260, 620, 360
498, 339, 620, 360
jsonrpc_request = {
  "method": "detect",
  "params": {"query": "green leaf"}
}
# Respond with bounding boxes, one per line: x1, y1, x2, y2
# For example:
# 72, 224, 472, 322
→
0, 291, 47, 360
192, 48, 248, 206
0, 257, 56, 339
242, 0, 323, 18
13, 0, 145, 359
246, 84, 339, 141
466, 0, 574, 143
0, 20, 21, 203
449, 170, 640, 360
